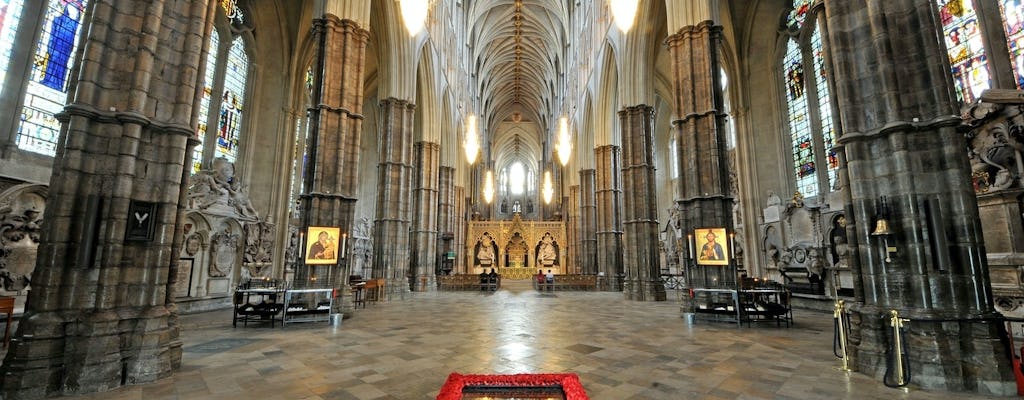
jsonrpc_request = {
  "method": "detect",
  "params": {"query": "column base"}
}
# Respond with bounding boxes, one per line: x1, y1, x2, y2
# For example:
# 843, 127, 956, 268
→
850, 305, 1016, 395
623, 278, 667, 301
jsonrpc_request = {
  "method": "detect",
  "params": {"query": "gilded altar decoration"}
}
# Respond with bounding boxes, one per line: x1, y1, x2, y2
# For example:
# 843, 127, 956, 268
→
467, 213, 567, 279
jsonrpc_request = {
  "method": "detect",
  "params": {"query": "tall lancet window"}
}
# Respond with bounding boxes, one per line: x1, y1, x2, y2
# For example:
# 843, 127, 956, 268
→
935, 0, 1024, 103
192, 4, 251, 175
781, 1, 837, 199
0, 0, 25, 97
193, 28, 220, 174
938, 0, 989, 103
217, 38, 248, 162
289, 66, 314, 216
1000, 0, 1024, 89
17, 0, 88, 156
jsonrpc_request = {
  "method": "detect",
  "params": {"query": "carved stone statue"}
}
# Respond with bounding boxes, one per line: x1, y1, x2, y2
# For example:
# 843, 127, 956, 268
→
962, 90, 1024, 193
0, 204, 43, 291
243, 221, 274, 265
188, 157, 259, 219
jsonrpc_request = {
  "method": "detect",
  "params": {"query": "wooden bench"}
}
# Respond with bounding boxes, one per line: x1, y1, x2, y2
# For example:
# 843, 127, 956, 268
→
438, 275, 501, 291
535, 275, 598, 292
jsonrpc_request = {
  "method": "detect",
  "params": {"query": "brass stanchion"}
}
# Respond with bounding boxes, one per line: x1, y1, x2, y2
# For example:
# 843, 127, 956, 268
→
886, 310, 911, 388
834, 300, 852, 371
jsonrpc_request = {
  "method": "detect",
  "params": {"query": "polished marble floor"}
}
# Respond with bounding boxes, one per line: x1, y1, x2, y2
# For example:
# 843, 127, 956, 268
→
60, 280, 1003, 400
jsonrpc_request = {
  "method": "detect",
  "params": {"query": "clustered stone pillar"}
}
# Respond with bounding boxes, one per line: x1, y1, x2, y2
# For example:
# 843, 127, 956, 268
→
373, 98, 415, 299
579, 169, 597, 276
825, 0, 1013, 393
567, 185, 580, 273
298, 15, 369, 311
666, 21, 734, 288
437, 166, 455, 275
411, 141, 440, 291
594, 146, 623, 290
620, 105, 666, 301
454, 186, 466, 273
0, 1, 210, 398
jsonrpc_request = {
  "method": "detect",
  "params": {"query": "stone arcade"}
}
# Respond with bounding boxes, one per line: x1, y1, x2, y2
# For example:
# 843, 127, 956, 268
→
0, 0, 1022, 398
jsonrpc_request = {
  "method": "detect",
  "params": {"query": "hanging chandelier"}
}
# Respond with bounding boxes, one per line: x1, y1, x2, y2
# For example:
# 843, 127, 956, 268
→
609, 0, 639, 33
399, 0, 429, 36
483, 170, 495, 204
556, 117, 571, 166
464, 114, 479, 165
542, 171, 554, 204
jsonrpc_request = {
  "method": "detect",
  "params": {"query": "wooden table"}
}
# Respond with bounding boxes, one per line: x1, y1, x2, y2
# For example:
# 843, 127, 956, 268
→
0, 296, 14, 348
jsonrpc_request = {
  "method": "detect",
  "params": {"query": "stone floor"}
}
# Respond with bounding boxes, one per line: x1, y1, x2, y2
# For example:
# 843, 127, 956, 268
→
46, 280, 1006, 399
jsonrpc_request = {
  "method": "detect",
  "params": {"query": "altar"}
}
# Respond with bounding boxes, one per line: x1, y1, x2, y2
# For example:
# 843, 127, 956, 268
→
467, 213, 567, 279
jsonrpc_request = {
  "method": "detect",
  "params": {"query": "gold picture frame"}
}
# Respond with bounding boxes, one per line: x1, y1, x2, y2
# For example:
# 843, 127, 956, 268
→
695, 227, 729, 266
305, 226, 340, 265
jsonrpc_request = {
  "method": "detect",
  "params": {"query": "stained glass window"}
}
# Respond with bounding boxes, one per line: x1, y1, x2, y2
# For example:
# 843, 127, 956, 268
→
0, 0, 25, 98
290, 65, 313, 215
938, 0, 989, 103
193, 28, 219, 174
220, 0, 243, 25
811, 24, 838, 191
17, 0, 87, 156
784, 38, 817, 198
1000, 0, 1024, 89
216, 38, 248, 163
786, 0, 813, 31
670, 138, 679, 179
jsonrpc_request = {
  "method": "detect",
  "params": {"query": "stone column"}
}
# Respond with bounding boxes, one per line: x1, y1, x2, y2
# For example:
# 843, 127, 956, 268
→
0, 1, 210, 397
373, 98, 415, 299
568, 185, 580, 273
620, 105, 666, 301
595, 146, 623, 290
579, 169, 597, 276
454, 186, 466, 273
666, 21, 734, 288
411, 141, 439, 291
298, 15, 369, 318
826, 0, 1013, 393
437, 166, 455, 275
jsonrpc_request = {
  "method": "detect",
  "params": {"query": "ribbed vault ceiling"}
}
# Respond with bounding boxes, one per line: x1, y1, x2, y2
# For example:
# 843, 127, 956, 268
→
467, 0, 567, 146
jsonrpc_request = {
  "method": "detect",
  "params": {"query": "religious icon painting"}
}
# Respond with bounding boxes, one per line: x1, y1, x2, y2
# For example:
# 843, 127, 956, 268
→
695, 227, 730, 266
304, 226, 340, 265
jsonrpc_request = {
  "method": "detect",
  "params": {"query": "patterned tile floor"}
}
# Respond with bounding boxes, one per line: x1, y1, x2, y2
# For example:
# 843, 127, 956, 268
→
59, 280, 1002, 399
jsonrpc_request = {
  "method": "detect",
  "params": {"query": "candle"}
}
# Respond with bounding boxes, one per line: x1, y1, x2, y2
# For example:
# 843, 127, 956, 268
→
341, 233, 348, 256
729, 232, 736, 260
687, 234, 694, 259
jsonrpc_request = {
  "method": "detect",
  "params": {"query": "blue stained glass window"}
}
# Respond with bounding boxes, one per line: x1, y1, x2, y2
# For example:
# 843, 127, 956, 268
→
216, 38, 247, 162
938, 0, 989, 103
0, 0, 25, 98
811, 24, 838, 191
193, 28, 219, 174
17, 0, 87, 156
1000, 0, 1024, 89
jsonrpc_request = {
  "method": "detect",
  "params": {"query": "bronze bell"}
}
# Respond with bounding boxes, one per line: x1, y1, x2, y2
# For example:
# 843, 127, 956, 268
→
871, 218, 893, 236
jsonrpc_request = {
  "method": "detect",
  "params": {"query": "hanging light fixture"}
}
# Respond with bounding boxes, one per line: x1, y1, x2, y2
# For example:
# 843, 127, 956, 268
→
464, 114, 479, 165
542, 170, 554, 204
483, 170, 495, 204
609, 0, 639, 33
399, 0, 429, 36
556, 117, 572, 166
